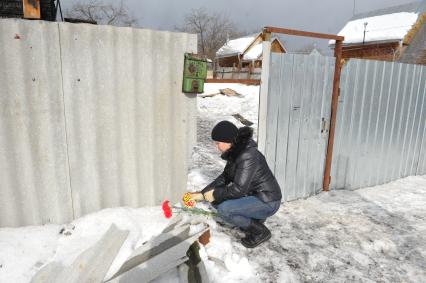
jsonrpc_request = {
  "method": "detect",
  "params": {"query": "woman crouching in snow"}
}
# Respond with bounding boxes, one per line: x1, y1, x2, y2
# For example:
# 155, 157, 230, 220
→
188, 121, 282, 248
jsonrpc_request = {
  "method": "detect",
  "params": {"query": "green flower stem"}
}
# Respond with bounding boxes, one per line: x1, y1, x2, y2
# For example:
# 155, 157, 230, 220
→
172, 205, 217, 217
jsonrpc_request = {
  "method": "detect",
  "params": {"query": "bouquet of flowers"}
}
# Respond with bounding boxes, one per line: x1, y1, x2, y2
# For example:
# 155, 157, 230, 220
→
162, 193, 216, 218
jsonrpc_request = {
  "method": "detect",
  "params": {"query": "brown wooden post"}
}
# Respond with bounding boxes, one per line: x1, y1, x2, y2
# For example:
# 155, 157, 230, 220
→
322, 40, 343, 191
231, 63, 235, 79
238, 56, 242, 79
213, 59, 217, 79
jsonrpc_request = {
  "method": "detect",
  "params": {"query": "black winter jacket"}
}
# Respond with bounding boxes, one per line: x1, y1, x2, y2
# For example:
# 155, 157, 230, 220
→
202, 127, 282, 204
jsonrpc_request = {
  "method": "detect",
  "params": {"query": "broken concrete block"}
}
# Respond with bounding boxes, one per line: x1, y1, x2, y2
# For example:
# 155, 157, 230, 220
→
106, 224, 209, 283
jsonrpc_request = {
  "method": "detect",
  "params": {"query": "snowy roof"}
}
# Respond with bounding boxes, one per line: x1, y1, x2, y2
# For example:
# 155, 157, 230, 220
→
331, 1, 426, 46
243, 42, 263, 60
351, 2, 423, 20
242, 38, 286, 61
216, 33, 261, 58
336, 12, 419, 45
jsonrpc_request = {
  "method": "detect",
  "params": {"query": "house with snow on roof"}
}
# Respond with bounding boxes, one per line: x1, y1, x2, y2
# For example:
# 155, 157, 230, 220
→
215, 33, 286, 68
330, 1, 426, 65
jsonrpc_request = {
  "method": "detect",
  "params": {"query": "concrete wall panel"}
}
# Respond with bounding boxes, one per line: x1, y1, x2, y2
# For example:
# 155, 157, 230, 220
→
0, 19, 73, 226
0, 19, 197, 227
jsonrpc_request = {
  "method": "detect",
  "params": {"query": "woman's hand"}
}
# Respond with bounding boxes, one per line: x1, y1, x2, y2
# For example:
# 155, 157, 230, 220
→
189, 192, 204, 201
203, 190, 215, 202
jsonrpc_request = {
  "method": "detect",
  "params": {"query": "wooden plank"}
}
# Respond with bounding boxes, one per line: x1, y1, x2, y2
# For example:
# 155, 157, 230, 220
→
205, 79, 260, 85
200, 92, 220, 98
23, 0, 40, 19
232, 113, 254, 126
264, 26, 344, 41
220, 88, 240, 96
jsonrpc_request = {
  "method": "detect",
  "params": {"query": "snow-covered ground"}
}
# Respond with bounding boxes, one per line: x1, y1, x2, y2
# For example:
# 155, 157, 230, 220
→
1, 83, 425, 283
187, 83, 426, 282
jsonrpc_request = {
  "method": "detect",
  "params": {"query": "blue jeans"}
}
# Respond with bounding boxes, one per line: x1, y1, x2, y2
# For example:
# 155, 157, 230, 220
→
216, 196, 281, 229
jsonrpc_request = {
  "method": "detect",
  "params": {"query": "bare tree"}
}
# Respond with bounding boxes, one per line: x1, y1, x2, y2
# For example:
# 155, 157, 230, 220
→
66, 0, 137, 27
176, 8, 244, 59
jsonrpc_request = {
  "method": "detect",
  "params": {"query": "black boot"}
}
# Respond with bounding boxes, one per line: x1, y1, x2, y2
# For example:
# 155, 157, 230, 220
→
241, 220, 271, 248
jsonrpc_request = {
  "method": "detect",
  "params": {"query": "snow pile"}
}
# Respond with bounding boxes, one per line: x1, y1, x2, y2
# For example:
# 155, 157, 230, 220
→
332, 12, 419, 45
201, 230, 257, 282
0, 207, 170, 282
0, 225, 59, 282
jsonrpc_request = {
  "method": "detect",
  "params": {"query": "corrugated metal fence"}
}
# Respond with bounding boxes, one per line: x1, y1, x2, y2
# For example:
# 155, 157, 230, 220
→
264, 53, 426, 200
331, 59, 426, 190
265, 52, 335, 201
0, 19, 197, 227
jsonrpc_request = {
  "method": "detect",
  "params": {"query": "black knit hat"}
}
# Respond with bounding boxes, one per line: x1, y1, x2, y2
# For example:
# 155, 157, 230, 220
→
211, 121, 238, 143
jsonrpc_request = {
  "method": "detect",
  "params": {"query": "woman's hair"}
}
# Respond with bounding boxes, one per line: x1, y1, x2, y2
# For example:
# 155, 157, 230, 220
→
222, 126, 254, 160
233, 126, 253, 146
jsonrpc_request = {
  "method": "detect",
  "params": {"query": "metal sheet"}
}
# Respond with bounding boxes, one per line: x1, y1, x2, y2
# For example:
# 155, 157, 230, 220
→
0, 19, 197, 227
331, 59, 426, 190
266, 52, 335, 201
265, 53, 425, 199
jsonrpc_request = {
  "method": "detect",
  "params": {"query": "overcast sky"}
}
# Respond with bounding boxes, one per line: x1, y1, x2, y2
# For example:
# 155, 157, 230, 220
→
62, 0, 420, 53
